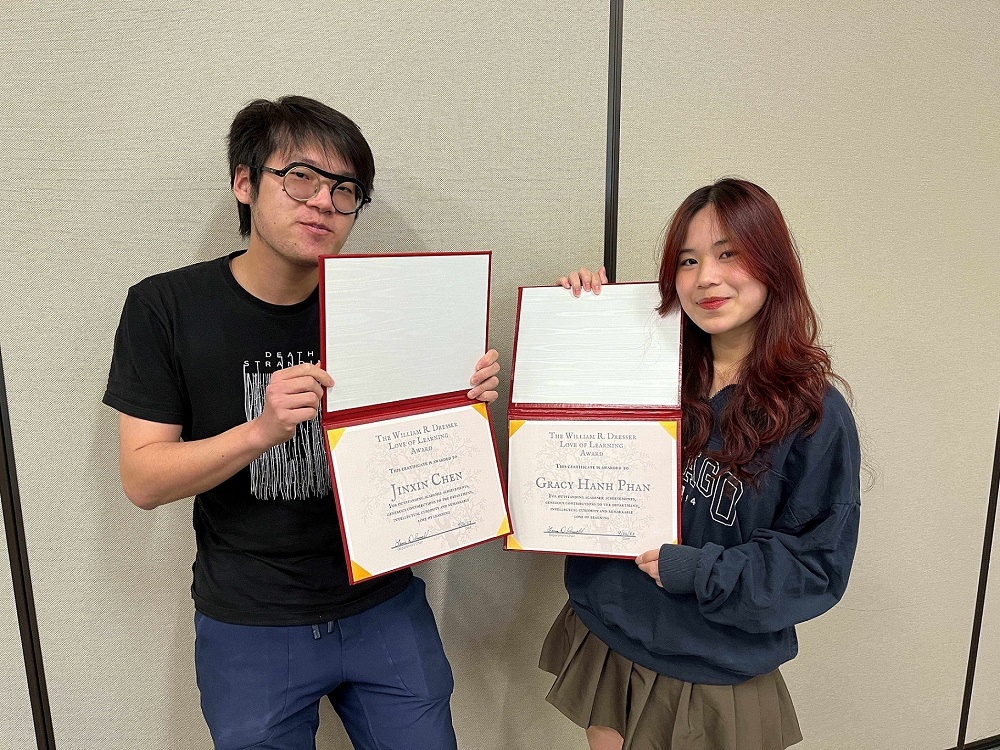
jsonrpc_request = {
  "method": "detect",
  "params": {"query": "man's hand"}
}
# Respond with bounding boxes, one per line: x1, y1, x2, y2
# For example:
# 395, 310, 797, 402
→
117, 362, 334, 510
468, 349, 501, 403
254, 363, 334, 448
558, 266, 609, 297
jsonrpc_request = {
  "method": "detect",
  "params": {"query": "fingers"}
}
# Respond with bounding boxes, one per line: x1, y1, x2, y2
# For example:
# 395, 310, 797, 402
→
557, 270, 587, 296
258, 363, 334, 446
474, 349, 500, 371
469, 349, 502, 403
595, 266, 608, 292
558, 267, 606, 297
470, 359, 501, 387
265, 376, 323, 418
635, 549, 658, 565
635, 548, 663, 588
468, 375, 500, 403
268, 370, 328, 406
272, 362, 334, 388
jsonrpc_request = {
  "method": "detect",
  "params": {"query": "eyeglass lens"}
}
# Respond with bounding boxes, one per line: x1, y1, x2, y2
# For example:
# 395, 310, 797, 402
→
282, 166, 364, 214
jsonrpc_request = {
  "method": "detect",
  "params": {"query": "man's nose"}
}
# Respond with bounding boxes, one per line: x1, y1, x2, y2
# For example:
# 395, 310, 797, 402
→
305, 184, 335, 211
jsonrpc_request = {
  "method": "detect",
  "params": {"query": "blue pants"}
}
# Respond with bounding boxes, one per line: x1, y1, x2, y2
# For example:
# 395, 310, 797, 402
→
194, 577, 457, 750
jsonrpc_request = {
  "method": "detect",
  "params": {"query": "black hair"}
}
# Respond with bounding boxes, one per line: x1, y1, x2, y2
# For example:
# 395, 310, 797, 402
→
227, 96, 376, 236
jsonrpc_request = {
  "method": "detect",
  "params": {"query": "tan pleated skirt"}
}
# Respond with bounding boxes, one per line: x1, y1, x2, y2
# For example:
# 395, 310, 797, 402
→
539, 602, 803, 750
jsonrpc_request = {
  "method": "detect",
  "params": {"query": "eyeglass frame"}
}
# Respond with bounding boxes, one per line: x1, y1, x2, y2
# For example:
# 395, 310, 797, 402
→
254, 162, 371, 215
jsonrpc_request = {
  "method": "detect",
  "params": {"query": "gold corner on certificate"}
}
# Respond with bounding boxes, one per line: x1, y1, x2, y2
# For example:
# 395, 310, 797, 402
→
330, 404, 507, 577
507, 419, 678, 556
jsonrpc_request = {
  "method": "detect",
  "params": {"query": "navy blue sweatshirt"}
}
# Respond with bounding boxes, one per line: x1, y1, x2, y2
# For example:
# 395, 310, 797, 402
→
566, 386, 861, 685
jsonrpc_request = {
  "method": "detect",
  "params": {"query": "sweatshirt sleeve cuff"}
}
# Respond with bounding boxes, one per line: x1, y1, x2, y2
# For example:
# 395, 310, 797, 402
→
658, 543, 701, 594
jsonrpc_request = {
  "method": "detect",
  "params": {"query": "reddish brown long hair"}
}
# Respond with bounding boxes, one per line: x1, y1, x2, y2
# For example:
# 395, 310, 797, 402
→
657, 178, 843, 482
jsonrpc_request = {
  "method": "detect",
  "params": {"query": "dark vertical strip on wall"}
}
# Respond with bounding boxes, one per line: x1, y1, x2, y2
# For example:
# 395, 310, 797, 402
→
603, 0, 624, 282
0, 346, 56, 750
956, 408, 1000, 749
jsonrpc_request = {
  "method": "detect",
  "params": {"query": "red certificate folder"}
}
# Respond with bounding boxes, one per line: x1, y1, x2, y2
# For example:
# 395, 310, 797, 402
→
505, 282, 682, 558
319, 252, 509, 584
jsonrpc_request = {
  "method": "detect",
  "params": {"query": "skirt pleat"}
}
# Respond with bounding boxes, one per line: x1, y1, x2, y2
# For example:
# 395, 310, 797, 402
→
540, 602, 803, 750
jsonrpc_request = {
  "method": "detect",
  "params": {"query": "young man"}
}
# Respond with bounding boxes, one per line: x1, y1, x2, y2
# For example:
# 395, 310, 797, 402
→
104, 96, 500, 750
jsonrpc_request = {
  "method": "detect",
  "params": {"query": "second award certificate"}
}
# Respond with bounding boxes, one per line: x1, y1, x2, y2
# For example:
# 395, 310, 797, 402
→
507, 419, 678, 556
506, 283, 682, 557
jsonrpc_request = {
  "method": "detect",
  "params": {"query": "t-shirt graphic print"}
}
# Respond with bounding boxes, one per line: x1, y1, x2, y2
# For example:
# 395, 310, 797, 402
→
243, 354, 332, 503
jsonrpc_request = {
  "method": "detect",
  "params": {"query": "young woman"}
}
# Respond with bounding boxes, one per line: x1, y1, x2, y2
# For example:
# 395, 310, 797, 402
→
543, 178, 861, 750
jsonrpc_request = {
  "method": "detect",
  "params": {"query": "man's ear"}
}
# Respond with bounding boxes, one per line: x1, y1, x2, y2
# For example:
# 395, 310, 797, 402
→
232, 165, 253, 204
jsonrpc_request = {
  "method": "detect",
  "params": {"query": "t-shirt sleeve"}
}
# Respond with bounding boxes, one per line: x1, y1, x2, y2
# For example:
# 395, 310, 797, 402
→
662, 390, 862, 634
103, 284, 187, 426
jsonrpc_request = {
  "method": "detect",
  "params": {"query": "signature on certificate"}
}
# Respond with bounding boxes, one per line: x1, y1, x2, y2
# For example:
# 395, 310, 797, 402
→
544, 526, 636, 539
393, 520, 476, 549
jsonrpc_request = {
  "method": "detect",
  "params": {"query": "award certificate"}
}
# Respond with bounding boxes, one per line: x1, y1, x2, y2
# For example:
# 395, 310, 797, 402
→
320, 253, 509, 582
506, 283, 682, 557
328, 403, 508, 582
507, 419, 678, 556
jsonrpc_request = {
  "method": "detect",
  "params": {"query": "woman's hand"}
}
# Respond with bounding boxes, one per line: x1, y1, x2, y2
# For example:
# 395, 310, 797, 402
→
558, 266, 609, 297
637, 544, 701, 594
635, 548, 662, 587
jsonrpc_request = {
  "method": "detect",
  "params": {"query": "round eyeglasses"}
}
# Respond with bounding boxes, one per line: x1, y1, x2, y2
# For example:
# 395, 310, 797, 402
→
256, 162, 370, 215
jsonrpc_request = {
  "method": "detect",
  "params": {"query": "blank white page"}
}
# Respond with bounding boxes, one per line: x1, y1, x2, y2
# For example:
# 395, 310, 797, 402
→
511, 283, 680, 407
322, 253, 489, 411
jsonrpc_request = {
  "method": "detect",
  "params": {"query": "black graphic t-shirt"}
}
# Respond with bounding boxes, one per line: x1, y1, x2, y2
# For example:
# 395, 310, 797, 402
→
104, 252, 411, 625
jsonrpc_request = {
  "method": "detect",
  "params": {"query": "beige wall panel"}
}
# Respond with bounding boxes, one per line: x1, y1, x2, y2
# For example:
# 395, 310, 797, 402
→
0, 0, 606, 748
618, 2, 1000, 749
968, 487, 1000, 742
0, 535, 35, 749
